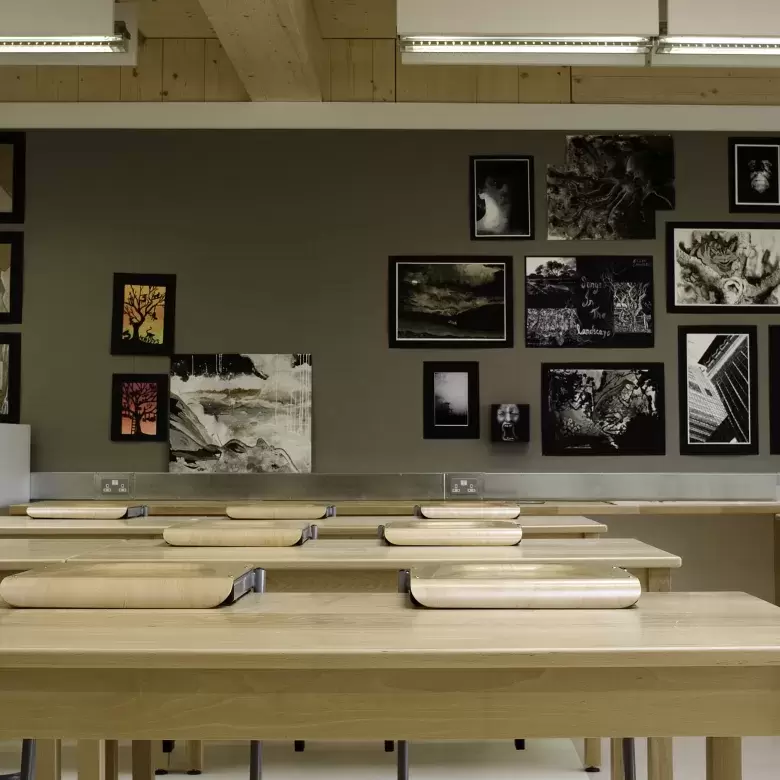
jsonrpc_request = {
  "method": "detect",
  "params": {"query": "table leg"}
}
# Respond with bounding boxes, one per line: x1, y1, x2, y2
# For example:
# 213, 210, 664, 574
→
104, 742, 119, 780
132, 742, 154, 780
396, 741, 409, 780
77, 741, 106, 780
610, 739, 624, 780
706, 738, 742, 780
185, 742, 203, 775
648, 737, 674, 780
584, 738, 601, 772
34, 741, 60, 780
249, 741, 262, 780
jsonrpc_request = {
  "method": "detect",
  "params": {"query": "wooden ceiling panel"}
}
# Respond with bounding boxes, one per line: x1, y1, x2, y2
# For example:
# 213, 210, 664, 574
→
126, 0, 216, 38
313, 0, 396, 38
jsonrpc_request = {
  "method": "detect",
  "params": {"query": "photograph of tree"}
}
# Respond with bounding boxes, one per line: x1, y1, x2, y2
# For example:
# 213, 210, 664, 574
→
423, 361, 479, 439
389, 257, 513, 348
0, 333, 21, 424
542, 364, 665, 456
470, 156, 534, 240
678, 325, 758, 455
0, 133, 25, 224
525, 255, 654, 348
668, 223, 780, 312
111, 273, 177, 355
0, 232, 23, 324
491, 404, 530, 443
169, 353, 312, 473
111, 374, 168, 442
547, 135, 675, 240
729, 138, 780, 213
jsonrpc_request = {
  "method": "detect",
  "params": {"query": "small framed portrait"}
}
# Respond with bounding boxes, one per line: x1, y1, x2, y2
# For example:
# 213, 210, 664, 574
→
490, 404, 530, 443
470, 156, 534, 240
0, 133, 25, 225
0, 233, 23, 324
729, 137, 780, 213
0, 333, 21, 424
111, 374, 169, 442
423, 361, 480, 440
111, 273, 176, 356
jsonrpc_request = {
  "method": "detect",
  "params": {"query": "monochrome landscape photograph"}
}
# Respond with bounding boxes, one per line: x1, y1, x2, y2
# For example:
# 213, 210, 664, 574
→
423, 361, 479, 439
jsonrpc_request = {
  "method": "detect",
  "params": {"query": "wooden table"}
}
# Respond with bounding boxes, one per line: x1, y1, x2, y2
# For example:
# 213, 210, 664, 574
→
0, 591, 773, 780
0, 539, 118, 571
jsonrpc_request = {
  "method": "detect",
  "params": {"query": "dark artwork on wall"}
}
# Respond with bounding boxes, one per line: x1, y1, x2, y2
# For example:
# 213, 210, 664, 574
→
389, 257, 513, 348
423, 361, 480, 439
470, 156, 534, 240
111, 273, 177, 356
770, 327, 780, 454
667, 223, 780, 312
547, 135, 675, 240
490, 404, 530, 443
542, 364, 665, 456
111, 374, 168, 442
525, 255, 653, 348
0, 133, 25, 225
678, 325, 758, 455
0, 333, 21, 424
0, 233, 23, 324
729, 138, 780, 213
169, 353, 312, 473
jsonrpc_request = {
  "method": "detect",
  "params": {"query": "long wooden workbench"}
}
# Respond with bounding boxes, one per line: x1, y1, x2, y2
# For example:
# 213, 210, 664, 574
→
0, 591, 774, 780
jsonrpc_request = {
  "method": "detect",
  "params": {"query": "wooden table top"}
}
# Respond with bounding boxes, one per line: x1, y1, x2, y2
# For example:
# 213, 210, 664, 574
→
68, 537, 681, 569
341, 515, 608, 535
0, 591, 774, 670
0, 539, 117, 568
0, 517, 185, 536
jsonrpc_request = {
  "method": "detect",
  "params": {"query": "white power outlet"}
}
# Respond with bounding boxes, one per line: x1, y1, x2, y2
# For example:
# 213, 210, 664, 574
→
100, 477, 131, 495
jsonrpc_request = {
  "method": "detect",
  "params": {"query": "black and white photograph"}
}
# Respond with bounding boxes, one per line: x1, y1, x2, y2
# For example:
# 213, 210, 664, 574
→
423, 361, 479, 439
470, 156, 534, 240
770, 327, 780, 454
541, 363, 665, 456
667, 223, 780, 312
525, 255, 654, 348
389, 257, 513, 348
547, 135, 675, 240
729, 137, 780, 213
0, 233, 23, 324
678, 326, 758, 456
490, 403, 530, 443
0, 333, 21, 424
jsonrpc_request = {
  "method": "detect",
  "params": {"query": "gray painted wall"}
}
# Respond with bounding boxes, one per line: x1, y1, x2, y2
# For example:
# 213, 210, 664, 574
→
14, 130, 780, 472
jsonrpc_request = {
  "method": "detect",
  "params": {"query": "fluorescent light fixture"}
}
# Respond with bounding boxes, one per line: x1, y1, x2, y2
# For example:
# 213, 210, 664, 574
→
655, 35, 780, 55
0, 34, 127, 54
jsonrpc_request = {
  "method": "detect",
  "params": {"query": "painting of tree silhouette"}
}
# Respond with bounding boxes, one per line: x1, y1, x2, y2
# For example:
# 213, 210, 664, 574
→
111, 273, 177, 355
122, 381, 158, 436
111, 374, 168, 442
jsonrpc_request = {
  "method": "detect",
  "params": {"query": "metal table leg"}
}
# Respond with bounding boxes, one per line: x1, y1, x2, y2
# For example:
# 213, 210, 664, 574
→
622, 739, 636, 780
396, 741, 409, 780
249, 741, 262, 780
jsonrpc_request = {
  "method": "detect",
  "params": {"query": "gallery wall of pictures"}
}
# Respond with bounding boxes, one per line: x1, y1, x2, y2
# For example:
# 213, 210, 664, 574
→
15, 129, 780, 472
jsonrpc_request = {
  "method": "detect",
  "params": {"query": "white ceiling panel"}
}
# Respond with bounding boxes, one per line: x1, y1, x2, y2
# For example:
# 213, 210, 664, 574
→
0, 0, 114, 36
668, 0, 780, 36
397, 0, 659, 37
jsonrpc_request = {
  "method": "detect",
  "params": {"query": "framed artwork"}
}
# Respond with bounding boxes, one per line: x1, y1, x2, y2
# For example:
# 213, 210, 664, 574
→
541, 363, 665, 456
679, 325, 758, 455
170, 354, 312, 473
547, 135, 674, 240
525, 255, 653, 348
470, 156, 534, 240
0, 133, 25, 225
111, 374, 169, 442
491, 404, 530, 443
389, 257, 513, 348
771, 327, 780, 455
111, 273, 176, 356
423, 361, 479, 440
667, 223, 780, 312
0, 333, 21, 424
0, 233, 23, 324
729, 137, 780, 213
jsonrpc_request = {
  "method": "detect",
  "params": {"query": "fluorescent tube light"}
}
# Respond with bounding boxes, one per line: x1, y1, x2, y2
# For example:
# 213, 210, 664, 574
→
655, 35, 780, 55
0, 23, 129, 54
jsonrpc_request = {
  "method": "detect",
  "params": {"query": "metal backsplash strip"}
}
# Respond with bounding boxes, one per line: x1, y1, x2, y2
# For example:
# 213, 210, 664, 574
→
30, 471, 779, 502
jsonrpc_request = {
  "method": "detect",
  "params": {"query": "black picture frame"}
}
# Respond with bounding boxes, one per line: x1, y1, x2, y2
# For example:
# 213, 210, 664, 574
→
666, 222, 780, 313
541, 362, 665, 456
728, 137, 780, 213
423, 361, 480, 440
0, 333, 21, 424
678, 325, 758, 456
111, 273, 177, 356
490, 403, 530, 443
0, 133, 25, 225
0, 232, 23, 324
388, 256, 514, 348
111, 373, 169, 442
470, 155, 534, 241
771, 327, 780, 455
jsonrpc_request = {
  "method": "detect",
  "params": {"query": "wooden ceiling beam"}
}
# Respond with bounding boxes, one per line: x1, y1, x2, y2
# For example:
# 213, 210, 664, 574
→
197, 0, 327, 101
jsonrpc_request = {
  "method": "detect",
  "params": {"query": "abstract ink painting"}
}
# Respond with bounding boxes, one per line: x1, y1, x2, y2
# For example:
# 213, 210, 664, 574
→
542, 364, 665, 456
389, 257, 513, 347
423, 361, 479, 439
490, 404, 530, 443
525, 256, 653, 348
111, 273, 177, 355
547, 135, 675, 240
0, 133, 25, 224
729, 138, 780, 213
668, 223, 780, 311
678, 326, 757, 455
0, 233, 23, 324
169, 354, 312, 473
470, 156, 534, 240
111, 374, 168, 442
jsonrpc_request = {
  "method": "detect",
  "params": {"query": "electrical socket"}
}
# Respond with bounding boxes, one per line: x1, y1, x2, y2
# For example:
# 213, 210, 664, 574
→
99, 476, 131, 496
446, 474, 483, 499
